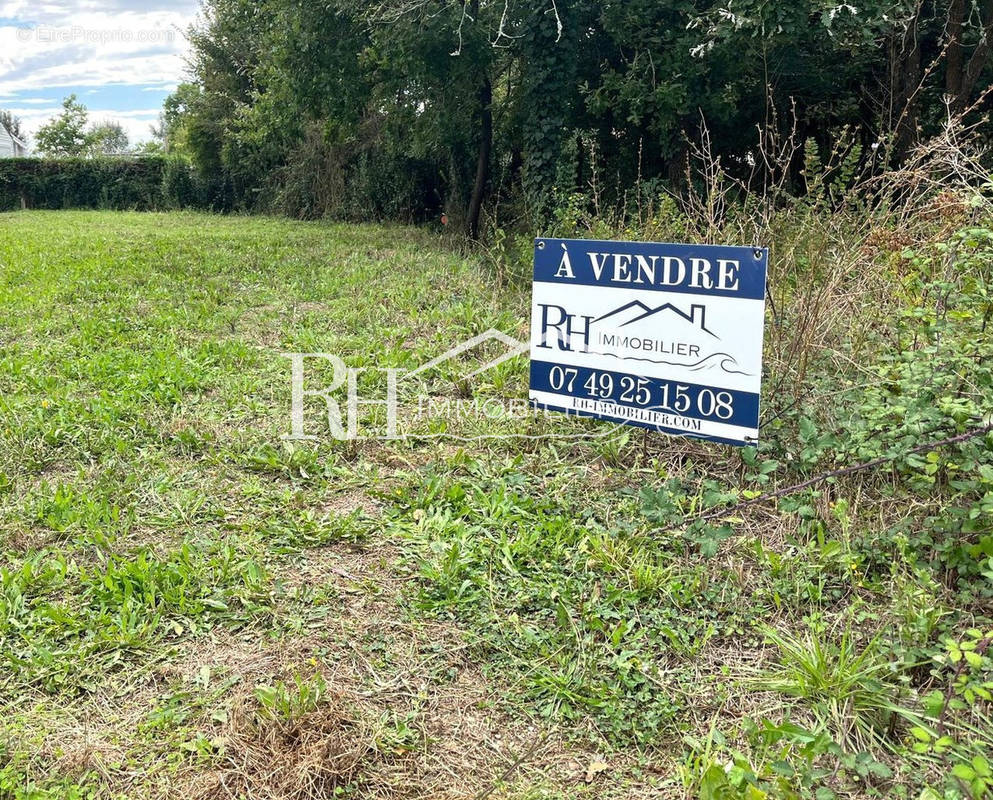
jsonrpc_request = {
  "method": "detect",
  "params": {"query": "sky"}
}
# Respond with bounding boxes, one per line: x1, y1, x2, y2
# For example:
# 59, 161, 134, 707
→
0, 0, 199, 147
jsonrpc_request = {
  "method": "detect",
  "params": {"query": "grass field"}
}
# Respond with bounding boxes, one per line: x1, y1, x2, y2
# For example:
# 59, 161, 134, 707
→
1, 209, 992, 799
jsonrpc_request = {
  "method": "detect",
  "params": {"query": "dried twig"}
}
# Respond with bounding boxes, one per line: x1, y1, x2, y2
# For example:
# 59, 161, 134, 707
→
472, 730, 548, 800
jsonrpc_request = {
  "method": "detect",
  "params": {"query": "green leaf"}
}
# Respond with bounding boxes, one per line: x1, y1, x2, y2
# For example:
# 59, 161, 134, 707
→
972, 755, 991, 778
699, 765, 728, 800
770, 760, 793, 776
910, 726, 931, 742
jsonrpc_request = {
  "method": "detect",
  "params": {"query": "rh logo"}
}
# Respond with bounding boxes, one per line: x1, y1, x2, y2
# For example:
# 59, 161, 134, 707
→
280, 329, 529, 441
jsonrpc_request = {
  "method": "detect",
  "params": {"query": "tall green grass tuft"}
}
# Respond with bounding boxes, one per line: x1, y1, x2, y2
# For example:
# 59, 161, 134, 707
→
758, 624, 926, 753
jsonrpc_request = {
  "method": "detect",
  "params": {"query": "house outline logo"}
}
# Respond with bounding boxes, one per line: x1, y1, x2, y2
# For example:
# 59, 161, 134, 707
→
592, 300, 720, 339
581, 298, 752, 376
402, 328, 529, 382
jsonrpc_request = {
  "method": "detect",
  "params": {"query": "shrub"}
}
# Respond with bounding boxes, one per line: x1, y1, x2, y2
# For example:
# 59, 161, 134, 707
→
268, 122, 440, 223
161, 156, 204, 210
0, 156, 168, 211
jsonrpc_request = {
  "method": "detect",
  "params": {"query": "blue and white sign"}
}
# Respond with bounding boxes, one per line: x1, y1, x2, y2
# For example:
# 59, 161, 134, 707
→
529, 238, 768, 446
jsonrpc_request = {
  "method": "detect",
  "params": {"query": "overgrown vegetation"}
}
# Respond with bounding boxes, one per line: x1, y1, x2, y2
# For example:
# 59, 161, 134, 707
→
164, 0, 993, 233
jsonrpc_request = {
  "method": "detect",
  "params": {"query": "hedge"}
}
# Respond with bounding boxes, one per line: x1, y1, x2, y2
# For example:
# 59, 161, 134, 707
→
0, 156, 171, 211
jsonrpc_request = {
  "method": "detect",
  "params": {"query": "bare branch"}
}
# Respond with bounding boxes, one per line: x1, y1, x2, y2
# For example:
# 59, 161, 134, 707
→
491, 0, 522, 48
549, 0, 563, 42
364, 0, 448, 26
451, 1, 471, 55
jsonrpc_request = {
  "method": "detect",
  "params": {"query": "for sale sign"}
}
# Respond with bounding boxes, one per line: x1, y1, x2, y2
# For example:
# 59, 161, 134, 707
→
529, 238, 767, 446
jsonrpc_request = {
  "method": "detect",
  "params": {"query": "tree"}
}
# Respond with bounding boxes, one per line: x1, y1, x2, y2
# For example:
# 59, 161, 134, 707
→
160, 82, 224, 166
35, 95, 90, 157
0, 109, 25, 141
945, 0, 993, 115
86, 121, 130, 156
360, 0, 503, 236
133, 139, 164, 155
172, 0, 993, 229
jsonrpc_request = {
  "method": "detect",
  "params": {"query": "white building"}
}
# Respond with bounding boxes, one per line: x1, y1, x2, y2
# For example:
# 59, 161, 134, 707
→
0, 122, 29, 157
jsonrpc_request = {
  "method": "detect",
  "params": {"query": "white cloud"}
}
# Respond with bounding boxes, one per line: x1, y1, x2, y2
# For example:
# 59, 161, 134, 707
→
0, 0, 197, 142
0, 24, 190, 94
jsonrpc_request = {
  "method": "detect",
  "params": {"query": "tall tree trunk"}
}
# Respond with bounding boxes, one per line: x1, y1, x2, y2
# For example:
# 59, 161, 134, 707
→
467, 74, 492, 240
891, 5, 922, 158
465, 0, 491, 240
953, 0, 993, 114
946, 0, 967, 102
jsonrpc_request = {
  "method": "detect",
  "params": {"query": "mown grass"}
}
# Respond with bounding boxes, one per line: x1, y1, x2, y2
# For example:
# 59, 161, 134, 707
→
1, 208, 992, 799
0, 211, 540, 798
